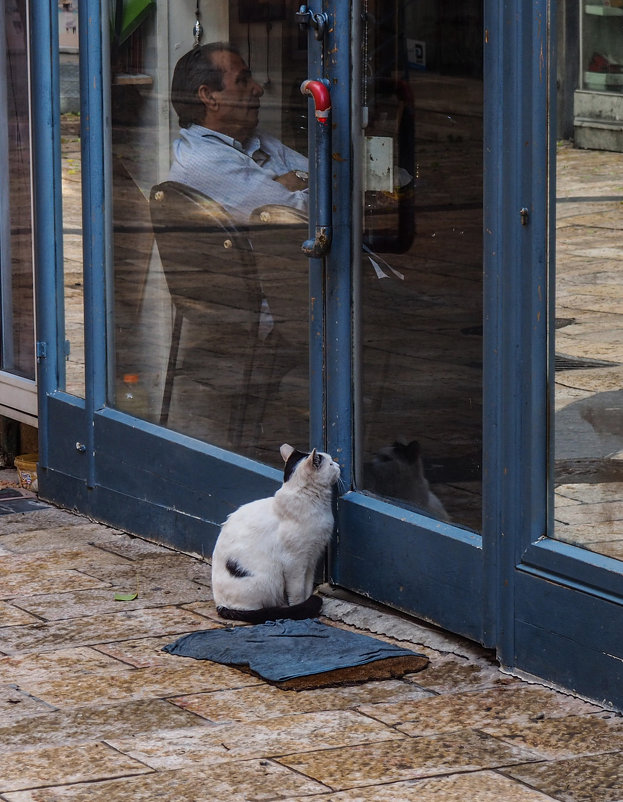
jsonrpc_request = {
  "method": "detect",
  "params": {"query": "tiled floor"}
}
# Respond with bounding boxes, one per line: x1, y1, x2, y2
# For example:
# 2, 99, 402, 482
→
1, 470, 623, 801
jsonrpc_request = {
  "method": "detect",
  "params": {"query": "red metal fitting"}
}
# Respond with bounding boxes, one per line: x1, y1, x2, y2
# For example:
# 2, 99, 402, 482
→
300, 79, 331, 121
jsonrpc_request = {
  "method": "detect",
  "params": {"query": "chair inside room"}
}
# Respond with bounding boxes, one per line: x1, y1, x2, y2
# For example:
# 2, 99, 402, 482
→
149, 181, 264, 444
248, 203, 309, 369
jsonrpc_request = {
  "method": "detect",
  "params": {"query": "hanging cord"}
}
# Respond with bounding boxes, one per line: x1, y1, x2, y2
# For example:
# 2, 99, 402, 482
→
193, 0, 203, 47
264, 21, 272, 87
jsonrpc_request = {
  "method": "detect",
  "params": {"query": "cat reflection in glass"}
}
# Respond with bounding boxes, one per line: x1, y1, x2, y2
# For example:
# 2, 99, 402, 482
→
364, 439, 450, 522
212, 444, 341, 623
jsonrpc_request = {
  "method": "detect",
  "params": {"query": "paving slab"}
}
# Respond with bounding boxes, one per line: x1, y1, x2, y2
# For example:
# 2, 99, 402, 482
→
501, 751, 623, 802
487, 712, 623, 759
0, 509, 86, 535
21, 660, 261, 709
0, 684, 57, 725
0, 698, 208, 754
0, 601, 41, 627
0, 568, 111, 601
359, 684, 602, 735
0, 606, 214, 655
2, 759, 328, 802
92, 630, 222, 668
0, 645, 128, 685
276, 729, 542, 790
169, 677, 434, 724
283, 770, 561, 801
12, 579, 207, 621
0, 741, 152, 793
0, 524, 126, 553
106, 710, 404, 772
82, 552, 213, 586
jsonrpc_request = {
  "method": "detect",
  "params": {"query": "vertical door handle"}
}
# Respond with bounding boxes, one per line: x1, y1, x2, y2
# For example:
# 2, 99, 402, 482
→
300, 79, 332, 257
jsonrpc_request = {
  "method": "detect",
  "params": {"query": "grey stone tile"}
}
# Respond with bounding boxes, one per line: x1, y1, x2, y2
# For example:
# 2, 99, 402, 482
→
12, 579, 206, 621
361, 685, 601, 736
277, 729, 541, 790
22, 661, 261, 709
0, 645, 128, 685
93, 631, 222, 669
409, 653, 519, 693
3, 759, 327, 801
486, 712, 623, 759
83, 552, 213, 587
502, 751, 623, 802
0, 606, 213, 655
0, 742, 152, 793
0, 698, 207, 753
106, 710, 403, 771
283, 770, 561, 801
0, 683, 56, 725
0, 524, 125, 553
170, 678, 434, 724
0, 569, 110, 601
0, 509, 81, 536
0, 602, 41, 627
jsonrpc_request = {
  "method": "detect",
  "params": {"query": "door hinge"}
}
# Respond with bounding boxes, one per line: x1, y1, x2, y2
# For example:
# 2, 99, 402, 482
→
36, 341, 47, 359
296, 4, 329, 40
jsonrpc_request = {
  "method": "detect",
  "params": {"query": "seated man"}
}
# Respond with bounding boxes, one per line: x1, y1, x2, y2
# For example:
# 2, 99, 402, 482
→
168, 42, 309, 222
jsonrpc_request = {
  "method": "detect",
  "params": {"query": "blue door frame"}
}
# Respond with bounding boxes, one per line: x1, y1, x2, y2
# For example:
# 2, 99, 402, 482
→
30, 0, 623, 708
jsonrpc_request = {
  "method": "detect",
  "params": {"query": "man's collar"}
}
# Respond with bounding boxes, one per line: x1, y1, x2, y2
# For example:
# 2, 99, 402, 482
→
190, 124, 261, 156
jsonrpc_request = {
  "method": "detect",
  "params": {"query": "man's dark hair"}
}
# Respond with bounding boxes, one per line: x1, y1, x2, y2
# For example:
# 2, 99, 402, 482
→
171, 42, 240, 129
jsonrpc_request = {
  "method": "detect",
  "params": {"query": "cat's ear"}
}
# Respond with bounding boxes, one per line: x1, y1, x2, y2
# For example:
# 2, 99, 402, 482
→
405, 440, 421, 463
307, 448, 322, 469
280, 443, 295, 463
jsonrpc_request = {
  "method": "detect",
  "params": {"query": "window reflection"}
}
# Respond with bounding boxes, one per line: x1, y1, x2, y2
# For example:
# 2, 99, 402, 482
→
110, 5, 310, 468
554, 145, 623, 559
1, 1, 34, 381
358, 1, 484, 530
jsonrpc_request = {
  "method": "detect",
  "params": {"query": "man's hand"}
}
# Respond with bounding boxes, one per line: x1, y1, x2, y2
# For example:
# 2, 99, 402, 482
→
273, 170, 308, 191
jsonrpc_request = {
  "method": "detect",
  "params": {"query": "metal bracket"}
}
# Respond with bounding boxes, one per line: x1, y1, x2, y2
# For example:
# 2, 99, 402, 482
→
296, 4, 329, 40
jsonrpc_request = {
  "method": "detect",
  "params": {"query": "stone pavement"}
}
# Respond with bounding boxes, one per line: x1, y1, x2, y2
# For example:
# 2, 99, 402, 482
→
1, 469, 623, 801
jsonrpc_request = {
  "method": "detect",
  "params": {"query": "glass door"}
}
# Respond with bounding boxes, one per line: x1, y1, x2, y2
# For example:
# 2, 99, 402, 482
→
328, 0, 486, 642
109, 3, 312, 468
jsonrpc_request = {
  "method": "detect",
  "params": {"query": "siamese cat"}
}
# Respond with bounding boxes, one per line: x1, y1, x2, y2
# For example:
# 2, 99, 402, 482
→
211, 444, 340, 623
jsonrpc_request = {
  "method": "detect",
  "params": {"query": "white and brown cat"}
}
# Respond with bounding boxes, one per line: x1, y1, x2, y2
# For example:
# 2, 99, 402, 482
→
211, 444, 340, 623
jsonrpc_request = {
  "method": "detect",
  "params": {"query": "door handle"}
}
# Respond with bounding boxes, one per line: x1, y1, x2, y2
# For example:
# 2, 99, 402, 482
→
300, 79, 332, 257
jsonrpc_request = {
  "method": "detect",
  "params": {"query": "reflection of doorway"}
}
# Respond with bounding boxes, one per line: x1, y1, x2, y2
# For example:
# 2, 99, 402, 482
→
554, 145, 623, 560
58, 1, 79, 50
357, 0, 484, 531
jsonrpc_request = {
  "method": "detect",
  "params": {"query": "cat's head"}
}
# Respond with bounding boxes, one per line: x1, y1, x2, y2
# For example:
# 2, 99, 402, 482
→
280, 443, 341, 487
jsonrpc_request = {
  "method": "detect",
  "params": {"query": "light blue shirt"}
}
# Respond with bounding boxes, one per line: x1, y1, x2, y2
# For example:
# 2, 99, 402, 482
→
168, 124, 309, 222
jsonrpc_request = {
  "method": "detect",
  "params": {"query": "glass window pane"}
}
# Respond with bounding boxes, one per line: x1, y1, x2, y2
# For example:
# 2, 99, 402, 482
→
60, 3, 84, 398
1, 0, 34, 381
109, 5, 310, 468
554, 2, 623, 558
357, 1, 483, 530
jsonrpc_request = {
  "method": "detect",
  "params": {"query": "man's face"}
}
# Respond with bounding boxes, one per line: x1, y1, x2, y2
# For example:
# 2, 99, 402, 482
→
201, 50, 264, 141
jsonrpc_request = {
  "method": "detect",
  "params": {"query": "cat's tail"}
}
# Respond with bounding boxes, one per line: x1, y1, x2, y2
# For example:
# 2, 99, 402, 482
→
216, 594, 323, 624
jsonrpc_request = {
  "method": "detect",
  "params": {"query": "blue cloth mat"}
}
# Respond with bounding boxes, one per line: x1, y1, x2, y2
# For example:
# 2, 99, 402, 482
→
163, 618, 427, 684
